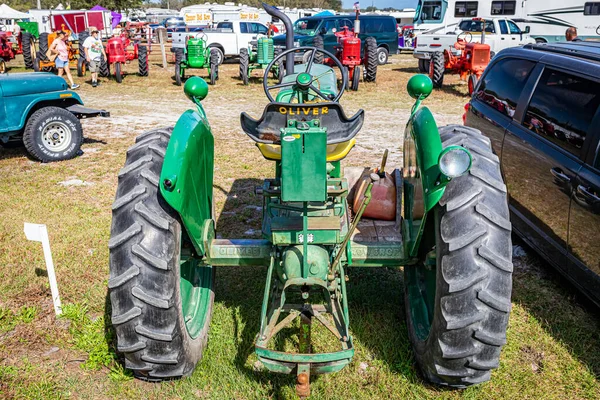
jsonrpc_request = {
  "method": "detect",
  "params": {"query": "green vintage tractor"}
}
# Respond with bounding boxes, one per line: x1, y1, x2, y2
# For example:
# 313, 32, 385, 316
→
239, 33, 283, 85
172, 32, 219, 86
109, 3, 513, 396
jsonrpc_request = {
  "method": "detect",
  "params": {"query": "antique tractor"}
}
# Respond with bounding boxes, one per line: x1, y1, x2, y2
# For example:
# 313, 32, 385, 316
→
109, 3, 513, 397
173, 32, 219, 86
33, 28, 79, 73
429, 19, 491, 95
239, 30, 283, 85
0, 32, 15, 73
325, 18, 378, 91
102, 29, 149, 83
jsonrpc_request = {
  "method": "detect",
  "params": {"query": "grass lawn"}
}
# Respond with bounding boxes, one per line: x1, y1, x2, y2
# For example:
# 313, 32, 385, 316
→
1, 52, 599, 399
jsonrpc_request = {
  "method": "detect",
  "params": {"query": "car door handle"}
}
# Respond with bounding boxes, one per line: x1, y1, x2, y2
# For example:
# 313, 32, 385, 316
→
577, 185, 600, 202
551, 168, 570, 183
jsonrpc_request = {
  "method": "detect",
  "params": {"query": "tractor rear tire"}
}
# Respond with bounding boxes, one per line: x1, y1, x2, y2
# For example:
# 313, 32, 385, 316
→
38, 33, 49, 61
174, 48, 184, 86
115, 62, 123, 83
78, 30, 89, 59
22, 32, 34, 69
209, 48, 218, 85
239, 47, 249, 85
404, 124, 512, 388
138, 45, 149, 77
429, 52, 444, 88
468, 74, 478, 96
109, 127, 215, 381
23, 106, 83, 162
77, 57, 87, 77
313, 35, 324, 64
99, 55, 110, 78
364, 36, 377, 82
351, 66, 360, 91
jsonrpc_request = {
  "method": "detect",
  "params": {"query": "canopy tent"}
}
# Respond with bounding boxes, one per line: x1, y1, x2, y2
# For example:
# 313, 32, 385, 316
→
0, 4, 29, 20
313, 10, 334, 17
90, 5, 121, 28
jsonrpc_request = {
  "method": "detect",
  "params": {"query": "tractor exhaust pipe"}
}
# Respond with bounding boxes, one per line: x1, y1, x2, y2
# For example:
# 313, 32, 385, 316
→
262, 2, 295, 75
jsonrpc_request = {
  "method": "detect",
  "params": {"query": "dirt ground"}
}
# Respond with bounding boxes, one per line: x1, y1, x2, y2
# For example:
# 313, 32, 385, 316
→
1, 51, 599, 400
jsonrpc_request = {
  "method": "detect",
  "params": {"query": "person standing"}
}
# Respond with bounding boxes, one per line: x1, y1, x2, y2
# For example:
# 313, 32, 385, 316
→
565, 27, 582, 42
83, 29, 106, 87
49, 30, 79, 89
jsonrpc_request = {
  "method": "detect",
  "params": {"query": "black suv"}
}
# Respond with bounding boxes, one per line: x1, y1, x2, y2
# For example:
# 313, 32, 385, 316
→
465, 42, 600, 306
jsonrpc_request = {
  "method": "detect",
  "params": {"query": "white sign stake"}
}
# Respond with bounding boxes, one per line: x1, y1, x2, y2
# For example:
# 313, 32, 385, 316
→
24, 223, 62, 316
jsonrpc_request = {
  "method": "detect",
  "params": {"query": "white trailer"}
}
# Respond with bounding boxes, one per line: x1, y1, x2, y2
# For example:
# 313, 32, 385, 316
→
412, 0, 600, 42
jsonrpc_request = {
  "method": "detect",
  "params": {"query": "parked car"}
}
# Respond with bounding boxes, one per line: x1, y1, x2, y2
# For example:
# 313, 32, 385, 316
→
272, 14, 399, 65
464, 41, 600, 306
414, 17, 535, 72
0, 72, 109, 162
171, 20, 270, 65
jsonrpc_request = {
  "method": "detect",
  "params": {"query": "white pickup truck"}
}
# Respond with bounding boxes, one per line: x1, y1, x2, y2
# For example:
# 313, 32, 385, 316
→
413, 17, 535, 71
171, 20, 270, 64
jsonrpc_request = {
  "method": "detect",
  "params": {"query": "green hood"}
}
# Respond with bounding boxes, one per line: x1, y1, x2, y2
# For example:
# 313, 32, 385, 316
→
0, 72, 69, 97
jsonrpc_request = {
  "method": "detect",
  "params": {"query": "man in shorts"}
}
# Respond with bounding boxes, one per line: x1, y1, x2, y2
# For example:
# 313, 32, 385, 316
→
83, 29, 106, 87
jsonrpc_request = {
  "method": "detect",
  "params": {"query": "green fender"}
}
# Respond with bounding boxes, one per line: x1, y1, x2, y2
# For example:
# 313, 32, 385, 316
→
159, 78, 214, 256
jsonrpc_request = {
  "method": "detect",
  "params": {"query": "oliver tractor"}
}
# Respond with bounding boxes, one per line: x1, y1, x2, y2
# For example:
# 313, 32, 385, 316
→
429, 19, 491, 95
325, 12, 377, 91
109, 3, 513, 397
239, 30, 283, 85
173, 32, 219, 86
101, 29, 149, 83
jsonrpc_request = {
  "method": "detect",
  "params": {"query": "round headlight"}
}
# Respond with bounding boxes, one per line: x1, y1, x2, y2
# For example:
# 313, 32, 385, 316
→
439, 146, 472, 178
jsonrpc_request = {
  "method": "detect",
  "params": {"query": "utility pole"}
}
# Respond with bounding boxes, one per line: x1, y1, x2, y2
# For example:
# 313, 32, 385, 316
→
37, 0, 41, 9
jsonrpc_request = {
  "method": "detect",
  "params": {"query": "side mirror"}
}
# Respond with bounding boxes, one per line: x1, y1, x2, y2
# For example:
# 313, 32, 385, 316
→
524, 26, 530, 34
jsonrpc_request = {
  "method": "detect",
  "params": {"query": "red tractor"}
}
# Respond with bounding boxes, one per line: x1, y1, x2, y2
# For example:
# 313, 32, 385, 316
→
0, 32, 16, 73
429, 18, 491, 95
100, 26, 150, 83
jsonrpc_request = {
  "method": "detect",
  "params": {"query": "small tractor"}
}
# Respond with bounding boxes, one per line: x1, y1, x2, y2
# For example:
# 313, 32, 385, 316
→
0, 32, 15, 73
100, 29, 149, 83
239, 29, 283, 85
109, 3, 513, 397
429, 19, 491, 95
33, 28, 79, 73
172, 32, 219, 86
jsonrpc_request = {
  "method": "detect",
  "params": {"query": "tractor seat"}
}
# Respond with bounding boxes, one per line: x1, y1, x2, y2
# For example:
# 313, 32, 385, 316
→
240, 102, 364, 145
256, 139, 356, 162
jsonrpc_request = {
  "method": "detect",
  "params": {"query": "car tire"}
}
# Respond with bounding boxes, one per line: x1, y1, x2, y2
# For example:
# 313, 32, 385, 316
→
405, 124, 512, 388
208, 46, 224, 65
23, 106, 83, 162
376, 46, 388, 65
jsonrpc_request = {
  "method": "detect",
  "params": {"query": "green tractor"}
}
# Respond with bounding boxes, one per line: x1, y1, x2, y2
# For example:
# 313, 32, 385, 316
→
172, 32, 219, 86
239, 33, 283, 85
109, 3, 513, 396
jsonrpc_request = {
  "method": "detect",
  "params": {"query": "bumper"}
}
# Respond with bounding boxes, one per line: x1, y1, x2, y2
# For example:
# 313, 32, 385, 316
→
66, 104, 110, 119
413, 50, 432, 60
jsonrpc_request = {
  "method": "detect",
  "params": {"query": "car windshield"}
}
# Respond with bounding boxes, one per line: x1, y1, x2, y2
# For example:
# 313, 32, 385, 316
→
459, 20, 495, 33
293, 19, 320, 35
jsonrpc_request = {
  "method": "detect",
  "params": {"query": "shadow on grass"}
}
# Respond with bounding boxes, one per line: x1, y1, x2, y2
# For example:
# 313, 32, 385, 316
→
510, 236, 600, 378
437, 83, 469, 98
392, 66, 421, 74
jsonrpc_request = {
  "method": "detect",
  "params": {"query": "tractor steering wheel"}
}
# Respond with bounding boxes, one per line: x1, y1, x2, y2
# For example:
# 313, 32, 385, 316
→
195, 32, 208, 42
263, 46, 347, 103
457, 31, 473, 43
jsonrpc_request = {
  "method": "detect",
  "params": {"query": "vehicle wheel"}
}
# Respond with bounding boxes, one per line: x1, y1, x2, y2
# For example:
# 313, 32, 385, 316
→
418, 59, 426, 72
174, 48, 184, 86
351, 66, 360, 91
364, 36, 377, 82
77, 57, 87, 77
313, 35, 324, 64
429, 52, 444, 88
38, 33, 49, 61
343, 66, 350, 90
22, 106, 83, 162
99, 55, 110, 77
535, 38, 547, 44
468, 74, 478, 95
0, 60, 5, 74
209, 48, 218, 85
376, 46, 388, 65
489, 51, 496, 59
115, 62, 123, 83
78, 30, 89, 59
405, 124, 512, 388
33, 56, 40, 72
239, 47, 249, 85
22, 32, 34, 69
109, 127, 215, 381
138, 45, 149, 77
274, 48, 284, 83
208, 46, 224, 65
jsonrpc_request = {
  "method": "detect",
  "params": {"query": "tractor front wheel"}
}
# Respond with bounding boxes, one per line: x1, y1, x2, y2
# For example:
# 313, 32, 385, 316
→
429, 52, 444, 88
109, 127, 215, 381
364, 36, 377, 82
0, 60, 6, 74
274, 48, 284, 83
33, 56, 40, 72
468, 74, 478, 95
239, 47, 249, 85
115, 62, 123, 83
77, 57, 87, 77
351, 66, 360, 91
99, 56, 110, 78
209, 48, 218, 85
138, 45, 149, 77
174, 48, 184, 86
404, 125, 512, 388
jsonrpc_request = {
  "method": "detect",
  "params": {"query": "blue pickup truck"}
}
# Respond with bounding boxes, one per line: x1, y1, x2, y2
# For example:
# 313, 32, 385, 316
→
0, 72, 109, 162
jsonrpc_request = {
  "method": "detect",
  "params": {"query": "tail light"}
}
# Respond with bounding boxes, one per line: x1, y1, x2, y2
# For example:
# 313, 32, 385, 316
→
462, 103, 470, 125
